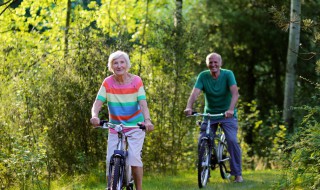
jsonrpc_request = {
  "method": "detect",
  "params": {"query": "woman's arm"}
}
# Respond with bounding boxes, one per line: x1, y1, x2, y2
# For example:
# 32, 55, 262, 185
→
139, 99, 154, 132
90, 100, 103, 127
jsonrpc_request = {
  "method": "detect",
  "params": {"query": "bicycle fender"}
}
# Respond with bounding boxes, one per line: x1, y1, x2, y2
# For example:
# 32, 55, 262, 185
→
201, 136, 209, 141
114, 150, 125, 157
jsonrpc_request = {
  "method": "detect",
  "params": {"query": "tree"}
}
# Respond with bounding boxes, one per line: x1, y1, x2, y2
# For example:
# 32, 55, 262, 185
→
283, 0, 301, 132
64, 0, 71, 58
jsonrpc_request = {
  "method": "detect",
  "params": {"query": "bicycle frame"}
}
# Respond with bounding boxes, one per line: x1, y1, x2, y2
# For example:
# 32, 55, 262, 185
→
98, 121, 145, 190
212, 125, 226, 164
189, 112, 231, 188
197, 113, 225, 166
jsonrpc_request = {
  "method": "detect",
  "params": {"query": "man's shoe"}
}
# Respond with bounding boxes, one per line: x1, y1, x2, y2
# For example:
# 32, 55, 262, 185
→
234, 176, 243, 183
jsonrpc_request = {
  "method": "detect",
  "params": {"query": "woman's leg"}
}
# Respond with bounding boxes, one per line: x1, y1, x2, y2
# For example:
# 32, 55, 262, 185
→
126, 129, 145, 189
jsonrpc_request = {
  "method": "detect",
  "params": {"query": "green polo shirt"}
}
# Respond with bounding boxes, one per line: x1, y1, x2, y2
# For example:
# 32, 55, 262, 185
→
194, 69, 237, 117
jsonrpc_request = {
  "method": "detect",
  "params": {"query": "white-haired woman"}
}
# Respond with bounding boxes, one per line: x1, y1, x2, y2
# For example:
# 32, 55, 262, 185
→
90, 50, 154, 190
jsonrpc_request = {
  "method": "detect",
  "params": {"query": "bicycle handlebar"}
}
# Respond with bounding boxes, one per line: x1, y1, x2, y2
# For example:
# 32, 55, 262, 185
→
188, 112, 225, 117
97, 120, 146, 130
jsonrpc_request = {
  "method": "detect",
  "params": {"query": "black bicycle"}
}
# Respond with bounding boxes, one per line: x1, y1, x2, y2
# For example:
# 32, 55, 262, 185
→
189, 112, 231, 188
97, 120, 145, 190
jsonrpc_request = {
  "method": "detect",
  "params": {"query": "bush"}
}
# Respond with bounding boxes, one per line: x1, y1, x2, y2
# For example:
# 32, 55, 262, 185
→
275, 107, 320, 189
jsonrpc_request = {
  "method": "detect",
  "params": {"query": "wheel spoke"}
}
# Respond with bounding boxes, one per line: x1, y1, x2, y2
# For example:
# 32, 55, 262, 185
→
198, 140, 211, 188
218, 140, 231, 180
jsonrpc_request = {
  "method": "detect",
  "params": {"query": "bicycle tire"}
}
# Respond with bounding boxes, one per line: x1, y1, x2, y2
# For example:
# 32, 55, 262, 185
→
218, 140, 231, 179
125, 164, 134, 190
198, 139, 211, 188
110, 157, 124, 190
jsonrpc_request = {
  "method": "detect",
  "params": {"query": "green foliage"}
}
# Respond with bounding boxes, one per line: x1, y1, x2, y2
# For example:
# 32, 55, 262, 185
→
274, 109, 320, 189
139, 18, 211, 174
238, 100, 287, 170
274, 64, 320, 189
316, 60, 320, 74
1, 0, 319, 189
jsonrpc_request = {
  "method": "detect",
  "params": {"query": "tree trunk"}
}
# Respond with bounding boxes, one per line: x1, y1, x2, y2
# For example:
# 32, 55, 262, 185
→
138, 0, 149, 75
174, 0, 182, 29
64, 0, 71, 58
283, 0, 301, 132
169, 0, 183, 174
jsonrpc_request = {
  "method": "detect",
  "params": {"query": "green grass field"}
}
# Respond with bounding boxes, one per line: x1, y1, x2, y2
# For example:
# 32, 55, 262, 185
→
52, 169, 282, 190
143, 170, 281, 190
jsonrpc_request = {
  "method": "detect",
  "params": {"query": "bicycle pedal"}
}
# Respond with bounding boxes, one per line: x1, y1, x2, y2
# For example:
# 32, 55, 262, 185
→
128, 185, 134, 190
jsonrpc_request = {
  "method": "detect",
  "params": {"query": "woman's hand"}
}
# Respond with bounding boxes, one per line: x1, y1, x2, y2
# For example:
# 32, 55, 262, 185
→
144, 120, 154, 132
90, 117, 100, 127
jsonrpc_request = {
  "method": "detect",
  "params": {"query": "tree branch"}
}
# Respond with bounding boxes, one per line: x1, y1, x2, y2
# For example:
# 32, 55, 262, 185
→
0, 0, 13, 7
0, 0, 17, 16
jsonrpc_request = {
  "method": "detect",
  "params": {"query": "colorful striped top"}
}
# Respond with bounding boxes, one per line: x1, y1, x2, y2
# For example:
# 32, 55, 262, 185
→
96, 75, 146, 128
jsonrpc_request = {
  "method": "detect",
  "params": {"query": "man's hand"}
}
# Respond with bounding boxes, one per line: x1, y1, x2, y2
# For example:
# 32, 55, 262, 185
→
184, 108, 193, 116
224, 110, 234, 118
90, 117, 100, 127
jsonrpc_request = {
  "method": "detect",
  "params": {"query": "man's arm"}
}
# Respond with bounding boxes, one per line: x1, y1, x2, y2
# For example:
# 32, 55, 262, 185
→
225, 85, 239, 118
184, 88, 201, 115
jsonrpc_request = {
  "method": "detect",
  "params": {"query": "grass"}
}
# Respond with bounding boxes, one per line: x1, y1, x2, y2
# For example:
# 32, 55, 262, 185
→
143, 169, 281, 190
51, 169, 282, 190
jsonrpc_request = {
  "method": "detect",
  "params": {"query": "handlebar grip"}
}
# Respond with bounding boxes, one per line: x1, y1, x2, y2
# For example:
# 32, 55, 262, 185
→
191, 111, 198, 115
99, 120, 108, 126
137, 122, 146, 130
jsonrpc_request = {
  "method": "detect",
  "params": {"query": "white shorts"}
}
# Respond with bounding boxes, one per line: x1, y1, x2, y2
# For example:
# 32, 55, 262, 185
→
106, 128, 145, 174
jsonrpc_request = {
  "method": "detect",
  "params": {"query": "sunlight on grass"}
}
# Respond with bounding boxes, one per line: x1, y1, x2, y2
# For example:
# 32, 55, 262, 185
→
49, 169, 282, 190
143, 169, 282, 190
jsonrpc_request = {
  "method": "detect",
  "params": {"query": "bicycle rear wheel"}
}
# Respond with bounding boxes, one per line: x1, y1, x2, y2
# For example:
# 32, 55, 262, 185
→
109, 157, 124, 190
198, 139, 211, 188
218, 140, 231, 179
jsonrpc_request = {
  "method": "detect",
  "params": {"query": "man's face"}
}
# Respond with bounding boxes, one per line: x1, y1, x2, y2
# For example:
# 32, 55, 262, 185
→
207, 55, 222, 73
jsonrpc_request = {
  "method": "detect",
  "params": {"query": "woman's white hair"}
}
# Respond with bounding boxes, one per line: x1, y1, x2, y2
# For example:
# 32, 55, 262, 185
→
107, 50, 131, 73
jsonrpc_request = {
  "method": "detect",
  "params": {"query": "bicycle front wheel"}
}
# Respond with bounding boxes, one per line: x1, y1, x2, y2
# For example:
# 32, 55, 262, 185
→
218, 140, 231, 179
125, 164, 134, 190
109, 157, 124, 190
198, 139, 211, 188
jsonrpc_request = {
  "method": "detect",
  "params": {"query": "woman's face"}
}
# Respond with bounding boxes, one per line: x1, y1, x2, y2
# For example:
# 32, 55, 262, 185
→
112, 56, 127, 76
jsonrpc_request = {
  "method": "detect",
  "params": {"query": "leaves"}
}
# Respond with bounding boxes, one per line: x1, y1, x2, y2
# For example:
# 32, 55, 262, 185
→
1, 0, 320, 189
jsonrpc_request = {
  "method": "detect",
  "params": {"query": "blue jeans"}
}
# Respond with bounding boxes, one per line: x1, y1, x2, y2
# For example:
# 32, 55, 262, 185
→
200, 117, 242, 176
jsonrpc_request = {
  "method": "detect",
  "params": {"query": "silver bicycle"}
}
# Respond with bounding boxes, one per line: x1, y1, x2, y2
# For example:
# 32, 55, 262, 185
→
189, 112, 231, 188
98, 120, 145, 190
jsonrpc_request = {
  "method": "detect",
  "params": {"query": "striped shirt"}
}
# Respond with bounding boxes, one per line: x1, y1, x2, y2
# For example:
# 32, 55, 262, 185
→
96, 75, 146, 128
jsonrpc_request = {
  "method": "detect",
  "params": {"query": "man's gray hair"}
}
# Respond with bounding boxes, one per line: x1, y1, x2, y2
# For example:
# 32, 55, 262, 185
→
206, 53, 222, 65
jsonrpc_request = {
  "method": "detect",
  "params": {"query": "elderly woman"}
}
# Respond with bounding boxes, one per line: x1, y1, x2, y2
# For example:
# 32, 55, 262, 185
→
90, 50, 154, 190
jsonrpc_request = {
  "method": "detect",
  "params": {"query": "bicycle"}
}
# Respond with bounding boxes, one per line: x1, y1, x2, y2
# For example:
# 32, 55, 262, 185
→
188, 112, 231, 188
97, 120, 145, 190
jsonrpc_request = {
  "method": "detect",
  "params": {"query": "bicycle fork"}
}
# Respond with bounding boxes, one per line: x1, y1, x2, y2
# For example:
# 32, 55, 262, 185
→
108, 134, 128, 190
